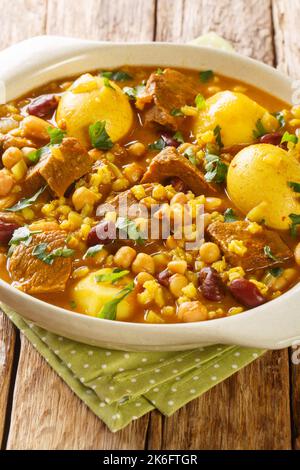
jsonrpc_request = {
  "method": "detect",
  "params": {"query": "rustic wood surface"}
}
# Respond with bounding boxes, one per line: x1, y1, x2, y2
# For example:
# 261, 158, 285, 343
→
0, 0, 299, 450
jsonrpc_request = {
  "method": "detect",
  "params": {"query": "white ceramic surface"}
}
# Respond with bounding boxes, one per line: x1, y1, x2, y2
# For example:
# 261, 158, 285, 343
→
0, 35, 299, 351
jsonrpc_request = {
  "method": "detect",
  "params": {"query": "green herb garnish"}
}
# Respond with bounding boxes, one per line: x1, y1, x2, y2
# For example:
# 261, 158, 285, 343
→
156, 68, 164, 75
148, 137, 166, 151
47, 127, 66, 145
184, 147, 197, 166
100, 70, 133, 81
83, 244, 104, 259
89, 121, 113, 150
123, 85, 146, 100
116, 217, 145, 245
288, 182, 300, 193
7, 226, 42, 257
103, 76, 114, 89
224, 208, 237, 223
204, 153, 228, 183
264, 245, 279, 261
272, 111, 286, 128
95, 268, 129, 284
195, 93, 206, 110
289, 213, 300, 238
6, 186, 47, 212
199, 70, 214, 83
253, 119, 267, 139
281, 131, 298, 145
269, 267, 283, 278
32, 244, 74, 265
213, 125, 223, 148
170, 108, 184, 117
173, 131, 184, 144
98, 282, 134, 320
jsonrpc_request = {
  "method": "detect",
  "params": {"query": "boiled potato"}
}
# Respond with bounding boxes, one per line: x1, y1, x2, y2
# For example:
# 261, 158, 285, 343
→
227, 144, 300, 230
193, 91, 278, 147
73, 268, 135, 320
56, 73, 134, 148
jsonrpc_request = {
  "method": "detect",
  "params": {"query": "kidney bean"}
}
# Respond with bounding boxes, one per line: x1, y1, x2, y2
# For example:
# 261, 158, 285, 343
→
260, 132, 282, 146
229, 278, 266, 308
0, 221, 19, 245
156, 268, 172, 287
87, 220, 116, 246
27, 94, 58, 118
198, 267, 225, 301
161, 132, 180, 148
168, 177, 188, 193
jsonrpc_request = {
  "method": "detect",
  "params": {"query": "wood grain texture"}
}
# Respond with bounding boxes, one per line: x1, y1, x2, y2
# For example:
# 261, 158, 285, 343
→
0, 312, 16, 447
156, 0, 274, 64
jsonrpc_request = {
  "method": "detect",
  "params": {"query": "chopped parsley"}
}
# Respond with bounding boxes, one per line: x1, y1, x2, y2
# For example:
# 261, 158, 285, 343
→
98, 282, 134, 320
213, 125, 223, 148
281, 131, 298, 145
289, 213, 300, 238
83, 244, 104, 259
148, 137, 166, 151
269, 267, 283, 278
7, 226, 42, 256
288, 181, 300, 193
173, 131, 184, 144
89, 121, 113, 150
224, 208, 238, 223
184, 147, 198, 166
6, 186, 47, 212
100, 70, 133, 81
95, 268, 129, 284
204, 153, 228, 184
170, 108, 184, 117
195, 93, 206, 110
199, 70, 214, 83
123, 85, 146, 100
102, 76, 114, 89
47, 127, 66, 145
264, 245, 279, 261
32, 243, 74, 265
156, 68, 165, 75
272, 111, 286, 128
116, 217, 145, 245
253, 119, 267, 139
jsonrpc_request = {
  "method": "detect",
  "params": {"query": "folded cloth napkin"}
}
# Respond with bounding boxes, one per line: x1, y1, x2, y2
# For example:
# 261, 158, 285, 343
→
2, 303, 265, 432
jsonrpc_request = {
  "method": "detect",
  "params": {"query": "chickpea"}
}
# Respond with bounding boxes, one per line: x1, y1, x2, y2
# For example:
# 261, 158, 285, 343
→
127, 142, 146, 158
295, 242, 300, 266
168, 260, 187, 274
114, 246, 137, 269
21, 115, 52, 141
0, 171, 14, 196
177, 301, 208, 322
132, 253, 155, 274
2, 147, 23, 169
271, 268, 298, 291
199, 242, 221, 264
72, 187, 99, 211
152, 252, 171, 272
204, 197, 223, 212
169, 274, 188, 298
135, 271, 154, 285
170, 192, 188, 206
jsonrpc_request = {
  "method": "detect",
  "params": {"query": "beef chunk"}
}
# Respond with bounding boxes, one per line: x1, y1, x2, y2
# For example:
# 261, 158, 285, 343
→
23, 137, 93, 197
137, 69, 198, 131
207, 220, 293, 272
141, 147, 215, 195
9, 230, 72, 294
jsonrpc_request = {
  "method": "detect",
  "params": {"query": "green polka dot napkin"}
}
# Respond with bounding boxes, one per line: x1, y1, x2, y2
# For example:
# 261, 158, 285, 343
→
1, 303, 265, 432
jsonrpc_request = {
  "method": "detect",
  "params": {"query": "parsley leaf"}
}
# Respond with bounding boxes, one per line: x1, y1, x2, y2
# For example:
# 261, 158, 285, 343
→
204, 153, 228, 183
170, 108, 184, 117
148, 137, 166, 151
281, 131, 298, 145
83, 244, 104, 259
253, 119, 267, 139
269, 267, 283, 278
27, 145, 51, 164
288, 182, 300, 193
7, 226, 42, 257
173, 131, 184, 144
184, 147, 198, 166
213, 125, 223, 148
199, 70, 214, 83
123, 85, 146, 100
6, 186, 47, 212
47, 127, 66, 145
264, 245, 279, 261
224, 208, 237, 223
116, 217, 145, 245
98, 282, 134, 320
289, 213, 300, 238
32, 244, 74, 265
89, 121, 113, 150
195, 93, 206, 110
102, 76, 114, 89
272, 111, 286, 128
100, 70, 133, 81
95, 268, 129, 284
156, 68, 164, 75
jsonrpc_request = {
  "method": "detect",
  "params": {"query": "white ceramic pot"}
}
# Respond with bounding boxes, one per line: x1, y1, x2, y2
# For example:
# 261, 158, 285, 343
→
0, 36, 299, 351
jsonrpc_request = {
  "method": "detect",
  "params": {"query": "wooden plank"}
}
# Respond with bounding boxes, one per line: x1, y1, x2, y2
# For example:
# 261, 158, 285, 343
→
156, 0, 274, 64
152, 0, 292, 450
6, 0, 156, 450
272, 0, 300, 449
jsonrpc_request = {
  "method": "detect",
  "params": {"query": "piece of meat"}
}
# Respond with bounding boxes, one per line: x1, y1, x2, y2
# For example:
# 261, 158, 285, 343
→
9, 230, 72, 294
207, 220, 293, 272
23, 137, 93, 197
137, 69, 198, 131
141, 146, 216, 195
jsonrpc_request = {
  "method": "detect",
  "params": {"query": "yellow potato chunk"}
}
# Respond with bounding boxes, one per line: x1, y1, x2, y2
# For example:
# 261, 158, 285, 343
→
56, 73, 134, 148
193, 91, 278, 147
73, 268, 135, 320
227, 144, 300, 230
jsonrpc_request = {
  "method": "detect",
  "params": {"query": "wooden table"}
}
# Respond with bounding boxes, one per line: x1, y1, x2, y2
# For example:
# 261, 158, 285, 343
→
0, 0, 299, 450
